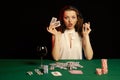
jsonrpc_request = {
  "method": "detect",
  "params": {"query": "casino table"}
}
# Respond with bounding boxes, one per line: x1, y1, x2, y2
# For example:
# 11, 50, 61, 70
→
0, 59, 120, 80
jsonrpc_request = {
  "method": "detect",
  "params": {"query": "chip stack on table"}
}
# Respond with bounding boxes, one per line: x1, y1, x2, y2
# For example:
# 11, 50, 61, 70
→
101, 59, 108, 74
96, 59, 108, 75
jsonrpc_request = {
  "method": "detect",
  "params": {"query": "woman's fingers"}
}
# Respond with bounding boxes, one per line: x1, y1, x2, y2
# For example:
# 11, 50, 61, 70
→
47, 26, 57, 35
82, 22, 91, 34
47, 17, 61, 35
82, 24, 85, 32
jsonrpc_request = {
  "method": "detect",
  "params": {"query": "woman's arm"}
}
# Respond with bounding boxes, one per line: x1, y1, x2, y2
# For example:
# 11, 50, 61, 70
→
46, 17, 61, 61
51, 33, 61, 61
82, 35, 93, 60
82, 22, 93, 60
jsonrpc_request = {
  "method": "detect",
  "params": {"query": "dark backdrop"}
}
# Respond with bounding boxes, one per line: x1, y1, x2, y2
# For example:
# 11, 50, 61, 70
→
1, 0, 116, 59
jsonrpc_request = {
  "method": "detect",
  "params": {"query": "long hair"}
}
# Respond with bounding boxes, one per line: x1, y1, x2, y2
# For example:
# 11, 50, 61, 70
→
57, 5, 84, 37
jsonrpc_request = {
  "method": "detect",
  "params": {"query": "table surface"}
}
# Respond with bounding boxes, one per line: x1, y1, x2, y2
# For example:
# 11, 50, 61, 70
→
0, 59, 120, 80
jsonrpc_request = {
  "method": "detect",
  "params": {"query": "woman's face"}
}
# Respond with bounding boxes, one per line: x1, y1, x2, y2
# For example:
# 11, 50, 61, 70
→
63, 10, 78, 30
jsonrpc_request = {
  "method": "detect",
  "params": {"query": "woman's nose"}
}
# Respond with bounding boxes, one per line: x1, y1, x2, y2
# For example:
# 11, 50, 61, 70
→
68, 19, 72, 22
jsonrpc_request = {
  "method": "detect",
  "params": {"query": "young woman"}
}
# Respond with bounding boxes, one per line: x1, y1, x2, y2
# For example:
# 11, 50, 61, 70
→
47, 5, 93, 61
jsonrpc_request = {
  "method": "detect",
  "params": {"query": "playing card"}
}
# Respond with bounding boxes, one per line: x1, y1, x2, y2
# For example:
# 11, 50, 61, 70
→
51, 71, 62, 76
50, 17, 61, 27
50, 17, 57, 25
27, 71, 33, 76
54, 21, 61, 27
69, 70, 83, 74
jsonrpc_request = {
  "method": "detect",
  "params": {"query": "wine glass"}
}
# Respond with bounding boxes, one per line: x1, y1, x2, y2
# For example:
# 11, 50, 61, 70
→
37, 45, 48, 68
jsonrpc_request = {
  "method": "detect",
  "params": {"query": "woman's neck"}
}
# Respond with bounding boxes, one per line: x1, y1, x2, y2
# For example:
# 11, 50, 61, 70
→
66, 28, 75, 33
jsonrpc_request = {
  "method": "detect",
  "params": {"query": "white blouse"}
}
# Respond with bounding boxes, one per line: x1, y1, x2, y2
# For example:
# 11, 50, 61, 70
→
59, 29, 83, 60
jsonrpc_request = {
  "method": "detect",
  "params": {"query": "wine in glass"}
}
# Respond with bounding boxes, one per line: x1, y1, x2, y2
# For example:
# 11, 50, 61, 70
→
37, 45, 47, 68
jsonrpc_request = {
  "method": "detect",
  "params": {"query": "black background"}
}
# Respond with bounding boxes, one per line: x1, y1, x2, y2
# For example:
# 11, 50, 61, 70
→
1, 0, 116, 59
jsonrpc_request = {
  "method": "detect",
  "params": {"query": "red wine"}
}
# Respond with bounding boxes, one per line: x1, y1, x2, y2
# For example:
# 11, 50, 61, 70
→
37, 46, 47, 57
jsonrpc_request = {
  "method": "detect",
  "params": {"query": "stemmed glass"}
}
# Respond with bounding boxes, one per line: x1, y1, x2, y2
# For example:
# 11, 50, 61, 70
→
36, 45, 47, 68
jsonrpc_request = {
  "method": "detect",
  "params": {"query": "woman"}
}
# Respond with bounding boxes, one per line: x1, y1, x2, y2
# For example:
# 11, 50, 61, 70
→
47, 5, 93, 61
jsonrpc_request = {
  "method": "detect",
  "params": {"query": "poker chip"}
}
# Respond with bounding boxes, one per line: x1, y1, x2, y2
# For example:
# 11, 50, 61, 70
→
102, 68, 108, 74
96, 68, 102, 75
50, 66, 55, 70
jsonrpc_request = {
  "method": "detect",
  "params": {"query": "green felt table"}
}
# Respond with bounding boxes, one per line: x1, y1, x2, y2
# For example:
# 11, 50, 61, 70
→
0, 59, 120, 80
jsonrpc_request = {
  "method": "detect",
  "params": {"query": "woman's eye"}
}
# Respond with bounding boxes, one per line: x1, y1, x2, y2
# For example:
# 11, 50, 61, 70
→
64, 17, 69, 19
72, 16, 76, 19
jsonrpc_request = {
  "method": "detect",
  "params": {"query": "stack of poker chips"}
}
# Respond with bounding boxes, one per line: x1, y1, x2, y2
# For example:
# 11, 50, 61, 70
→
43, 65, 48, 74
96, 59, 108, 75
101, 59, 108, 74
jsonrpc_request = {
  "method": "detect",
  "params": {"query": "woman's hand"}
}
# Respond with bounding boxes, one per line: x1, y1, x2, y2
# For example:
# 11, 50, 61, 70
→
82, 22, 91, 37
82, 22, 93, 60
47, 17, 61, 35
47, 25, 58, 35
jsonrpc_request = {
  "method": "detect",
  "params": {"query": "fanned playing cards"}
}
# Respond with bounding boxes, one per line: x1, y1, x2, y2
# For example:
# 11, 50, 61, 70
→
50, 17, 61, 27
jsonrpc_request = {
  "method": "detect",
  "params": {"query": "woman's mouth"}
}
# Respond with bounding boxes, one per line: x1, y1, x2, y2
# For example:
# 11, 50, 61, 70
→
68, 23, 72, 27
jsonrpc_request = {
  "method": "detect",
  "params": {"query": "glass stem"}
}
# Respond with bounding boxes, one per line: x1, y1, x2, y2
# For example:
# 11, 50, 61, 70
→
41, 57, 43, 68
